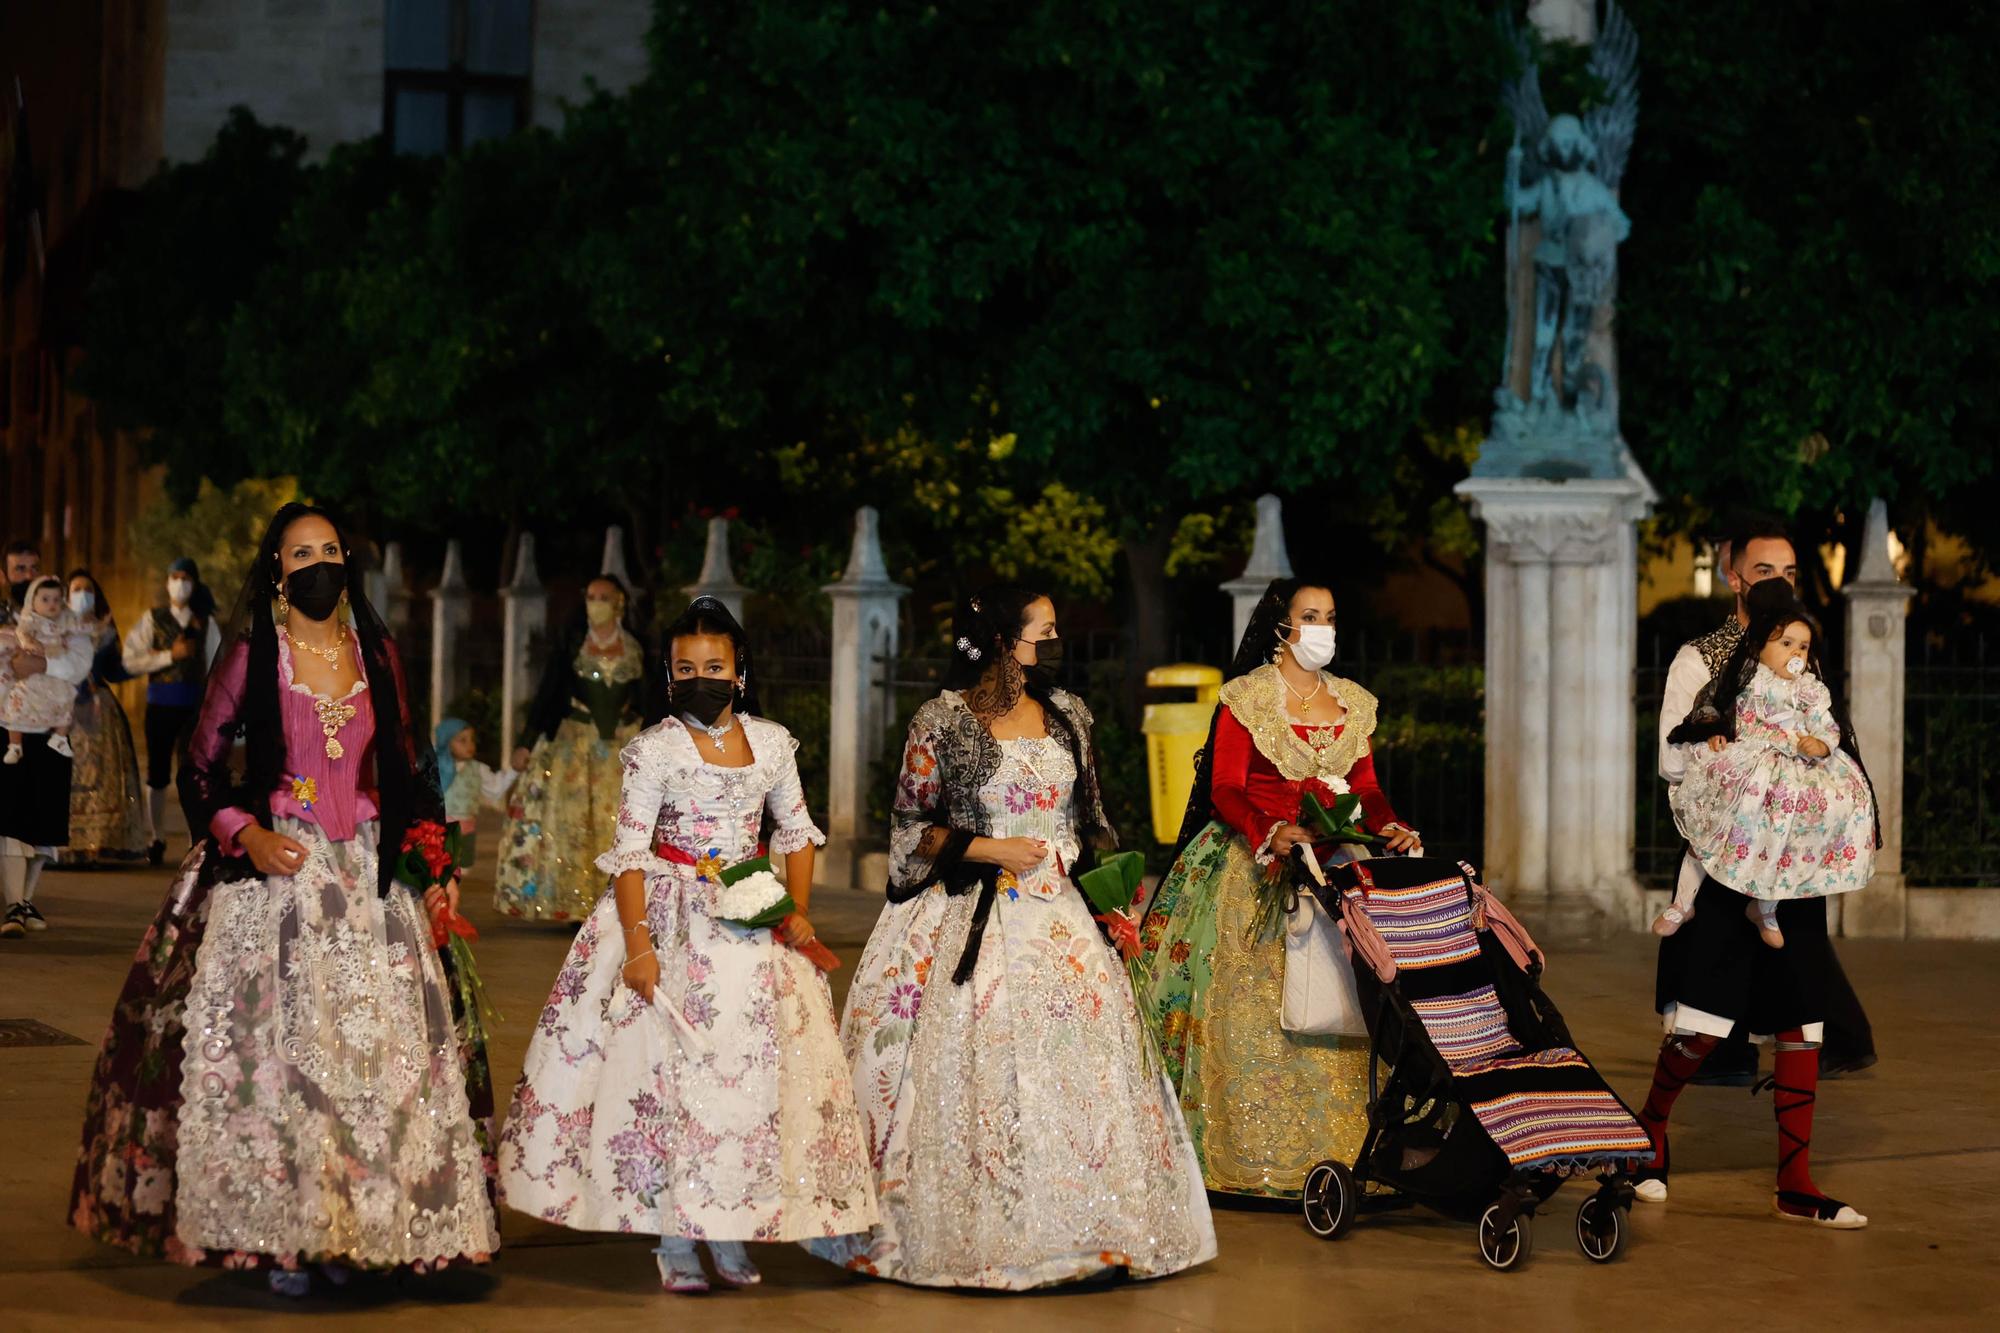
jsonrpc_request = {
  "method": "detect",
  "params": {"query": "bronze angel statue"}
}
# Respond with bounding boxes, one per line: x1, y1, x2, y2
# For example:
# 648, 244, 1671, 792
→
1500, 0, 1639, 419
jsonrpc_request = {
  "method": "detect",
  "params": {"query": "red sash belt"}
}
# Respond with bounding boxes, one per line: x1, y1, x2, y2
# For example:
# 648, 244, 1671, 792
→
653, 841, 767, 878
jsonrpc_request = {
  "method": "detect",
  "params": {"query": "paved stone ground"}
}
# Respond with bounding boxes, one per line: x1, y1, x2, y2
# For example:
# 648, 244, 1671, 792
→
3, 835, 1996, 1330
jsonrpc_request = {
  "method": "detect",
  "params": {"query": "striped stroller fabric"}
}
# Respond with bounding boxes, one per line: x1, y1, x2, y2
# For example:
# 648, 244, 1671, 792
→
1410, 987, 1521, 1071
1469, 1090, 1654, 1169
1341, 865, 1648, 1174
1349, 873, 1482, 971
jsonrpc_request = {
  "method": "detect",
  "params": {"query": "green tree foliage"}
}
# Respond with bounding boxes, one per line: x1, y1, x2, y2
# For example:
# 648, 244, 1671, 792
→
1616, 0, 2000, 579
128, 475, 302, 606
621, 0, 1511, 660
77, 111, 307, 503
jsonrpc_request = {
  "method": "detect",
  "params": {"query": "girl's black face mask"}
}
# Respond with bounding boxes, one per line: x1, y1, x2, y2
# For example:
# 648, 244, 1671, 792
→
284, 560, 347, 622
672, 676, 735, 726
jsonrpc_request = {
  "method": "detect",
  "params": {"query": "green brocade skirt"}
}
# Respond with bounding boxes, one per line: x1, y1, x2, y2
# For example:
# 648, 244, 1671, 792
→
1135, 820, 1370, 1198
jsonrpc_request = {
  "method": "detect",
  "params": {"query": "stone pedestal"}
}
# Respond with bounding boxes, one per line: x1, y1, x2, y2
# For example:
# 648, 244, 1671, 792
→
1841, 498, 1914, 939
1220, 494, 1294, 647
1456, 456, 1655, 936
822, 508, 908, 890
499, 533, 547, 760
428, 539, 471, 728
684, 516, 750, 624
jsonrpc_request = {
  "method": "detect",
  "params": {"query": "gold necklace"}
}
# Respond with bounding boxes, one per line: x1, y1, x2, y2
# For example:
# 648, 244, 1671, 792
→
1280, 669, 1324, 714
288, 622, 346, 666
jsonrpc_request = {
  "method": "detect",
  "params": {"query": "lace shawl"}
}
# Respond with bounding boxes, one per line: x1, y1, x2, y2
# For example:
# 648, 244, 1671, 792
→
885, 688, 1114, 982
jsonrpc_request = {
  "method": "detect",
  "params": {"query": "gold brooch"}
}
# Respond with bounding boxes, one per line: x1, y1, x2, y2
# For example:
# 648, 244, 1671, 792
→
289, 774, 319, 808
314, 697, 357, 760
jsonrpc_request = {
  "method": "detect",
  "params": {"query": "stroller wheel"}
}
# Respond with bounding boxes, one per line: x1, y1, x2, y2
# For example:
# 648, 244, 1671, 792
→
1575, 1191, 1626, 1263
1477, 1201, 1532, 1271
1302, 1160, 1357, 1240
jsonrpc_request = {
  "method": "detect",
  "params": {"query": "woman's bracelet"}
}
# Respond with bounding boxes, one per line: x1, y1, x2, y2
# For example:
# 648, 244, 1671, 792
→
624, 947, 654, 968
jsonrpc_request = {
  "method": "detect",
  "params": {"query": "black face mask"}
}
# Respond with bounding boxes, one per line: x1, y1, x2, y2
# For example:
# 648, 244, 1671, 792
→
672, 676, 736, 727
284, 560, 347, 622
1022, 636, 1065, 683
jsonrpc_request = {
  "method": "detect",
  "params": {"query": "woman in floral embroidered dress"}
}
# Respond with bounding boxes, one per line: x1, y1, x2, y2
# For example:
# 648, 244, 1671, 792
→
810, 584, 1215, 1290
499, 597, 876, 1294
1135, 578, 1422, 1198
495, 574, 653, 920
57, 569, 149, 865
68, 503, 500, 1297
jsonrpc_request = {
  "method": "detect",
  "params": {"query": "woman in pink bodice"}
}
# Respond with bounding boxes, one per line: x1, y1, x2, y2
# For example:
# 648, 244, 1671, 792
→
68, 503, 500, 1297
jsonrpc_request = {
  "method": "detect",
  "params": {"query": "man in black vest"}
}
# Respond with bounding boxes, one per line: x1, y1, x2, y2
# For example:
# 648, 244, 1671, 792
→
1631, 517, 1876, 1222
121, 557, 221, 865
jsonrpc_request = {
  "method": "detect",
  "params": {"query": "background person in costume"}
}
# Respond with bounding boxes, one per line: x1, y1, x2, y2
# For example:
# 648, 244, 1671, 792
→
69, 503, 500, 1296
500, 597, 875, 1293
811, 584, 1215, 1290
433, 717, 522, 870
2, 575, 80, 762
0, 564, 92, 940
57, 570, 150, 866
121, 556, 222, 866
494, 574, 652, 921
1135, 576, 1421, 1198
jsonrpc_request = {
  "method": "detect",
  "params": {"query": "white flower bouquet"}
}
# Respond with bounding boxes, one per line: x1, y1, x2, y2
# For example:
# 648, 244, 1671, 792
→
710, 855, 839, 971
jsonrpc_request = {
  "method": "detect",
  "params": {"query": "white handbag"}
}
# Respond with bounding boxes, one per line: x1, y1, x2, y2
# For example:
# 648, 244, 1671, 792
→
1280, 846, 1368, 1038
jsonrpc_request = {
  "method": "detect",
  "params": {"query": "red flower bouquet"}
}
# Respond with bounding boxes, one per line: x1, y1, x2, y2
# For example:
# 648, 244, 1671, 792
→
397, 819, 500, 1044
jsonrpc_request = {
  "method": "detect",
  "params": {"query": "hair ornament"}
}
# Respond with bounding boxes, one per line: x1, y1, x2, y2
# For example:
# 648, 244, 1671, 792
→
956, 636, 982, 661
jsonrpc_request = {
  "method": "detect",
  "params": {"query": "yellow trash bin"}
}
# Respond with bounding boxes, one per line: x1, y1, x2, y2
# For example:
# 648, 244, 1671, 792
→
1142, 664, 1224, 845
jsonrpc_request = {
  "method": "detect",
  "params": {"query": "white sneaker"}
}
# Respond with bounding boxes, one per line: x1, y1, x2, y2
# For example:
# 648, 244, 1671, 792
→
46, 733, 72, 758
2, 744, 20, 765
1634, 1177, 1668, 1203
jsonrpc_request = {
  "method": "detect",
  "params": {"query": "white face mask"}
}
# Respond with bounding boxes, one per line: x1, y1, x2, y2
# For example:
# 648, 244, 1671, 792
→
69, 590, 95, 617
1785, 655, 1806, 679
167, 577, 193, 606
1285, 624, 1336, 672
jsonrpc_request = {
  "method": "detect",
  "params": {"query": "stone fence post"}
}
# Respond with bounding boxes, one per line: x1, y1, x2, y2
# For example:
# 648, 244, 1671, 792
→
1842, 498, 1914, 939
379, 541, 411, 637
685, 516, 749, 624
823, 507, 908, 890
429, 539, 471, 729
1220, 494, 1294, 647
500, 533, 547, 760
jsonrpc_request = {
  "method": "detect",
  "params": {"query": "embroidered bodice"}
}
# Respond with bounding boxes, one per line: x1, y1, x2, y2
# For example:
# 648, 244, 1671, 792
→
1729, 664, 1839, 753
197, 636, 379, 849
595, 715, 825, 879
977, 736, 1083, 900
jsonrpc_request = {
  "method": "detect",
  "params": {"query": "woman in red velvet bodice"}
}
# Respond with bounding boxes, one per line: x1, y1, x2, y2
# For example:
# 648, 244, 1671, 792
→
1136, 577, 1421, 1199
1208, 706, 1403, 852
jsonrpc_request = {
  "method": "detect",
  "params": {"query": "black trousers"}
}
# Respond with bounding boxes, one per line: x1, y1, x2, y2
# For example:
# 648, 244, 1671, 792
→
143, 702, 198, 791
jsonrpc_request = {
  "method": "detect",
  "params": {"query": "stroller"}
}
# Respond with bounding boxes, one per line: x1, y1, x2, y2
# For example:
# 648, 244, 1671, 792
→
1291, 850, 1650, 1270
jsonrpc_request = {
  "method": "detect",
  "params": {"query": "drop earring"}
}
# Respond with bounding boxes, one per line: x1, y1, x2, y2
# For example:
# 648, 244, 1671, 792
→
277, 589, 290, 623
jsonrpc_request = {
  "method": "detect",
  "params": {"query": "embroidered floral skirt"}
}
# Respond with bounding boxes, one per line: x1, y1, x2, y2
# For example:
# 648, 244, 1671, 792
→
59, 683, 148, 864
1136, 821, 1371, 1198
68, 818, 499, 1270
498, 866, 877, 1241
494, 717, 636, 921
808, 883, 1216, 1290
68, 820, 498, 1264
1671, 739, 1876, 901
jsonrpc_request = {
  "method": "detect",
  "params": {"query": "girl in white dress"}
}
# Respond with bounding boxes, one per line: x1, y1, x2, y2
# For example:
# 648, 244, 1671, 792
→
498, 597, 877, 1293
811, 585, 1215, 1290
